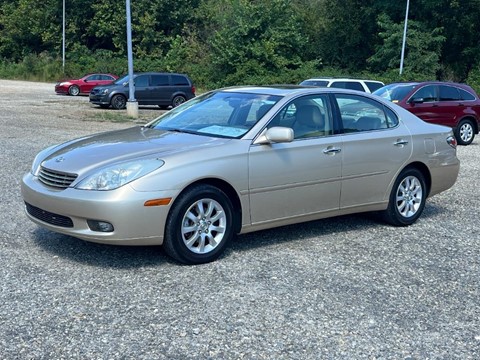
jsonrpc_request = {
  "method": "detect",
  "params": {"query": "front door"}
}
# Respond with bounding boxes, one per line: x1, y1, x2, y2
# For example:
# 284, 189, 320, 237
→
248, 94, 342, 224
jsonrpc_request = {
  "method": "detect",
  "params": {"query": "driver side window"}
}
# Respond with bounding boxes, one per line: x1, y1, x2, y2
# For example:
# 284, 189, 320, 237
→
268, 95, 333, 139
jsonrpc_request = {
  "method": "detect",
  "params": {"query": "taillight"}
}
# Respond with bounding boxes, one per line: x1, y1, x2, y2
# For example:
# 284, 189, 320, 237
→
446, 135, 457, 149
191, 85, 196, 95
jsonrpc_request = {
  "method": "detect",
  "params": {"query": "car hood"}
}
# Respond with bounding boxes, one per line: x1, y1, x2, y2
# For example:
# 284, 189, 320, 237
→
41, 126, 230, 174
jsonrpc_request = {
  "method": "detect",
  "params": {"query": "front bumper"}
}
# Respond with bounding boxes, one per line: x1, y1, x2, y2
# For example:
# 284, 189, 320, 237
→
21, 173, 177, 245
89, 94, 110, 106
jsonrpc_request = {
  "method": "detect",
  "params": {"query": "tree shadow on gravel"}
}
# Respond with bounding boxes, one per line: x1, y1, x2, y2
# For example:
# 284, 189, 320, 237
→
32, 203, 449, 267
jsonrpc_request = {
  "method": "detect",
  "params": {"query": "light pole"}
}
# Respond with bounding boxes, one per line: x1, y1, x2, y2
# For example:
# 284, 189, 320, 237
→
399, 0, 410, 75
62, 0, 65, 72
126, 0, 138, 117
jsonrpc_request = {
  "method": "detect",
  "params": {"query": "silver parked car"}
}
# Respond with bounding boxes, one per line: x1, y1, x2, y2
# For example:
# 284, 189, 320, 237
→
22, 86, 460, 264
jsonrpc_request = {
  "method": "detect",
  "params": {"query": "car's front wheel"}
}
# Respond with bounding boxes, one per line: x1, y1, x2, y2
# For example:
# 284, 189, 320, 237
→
383, 167, 426, 226
68, 85, 80, 96
455, 119, 475, 145
110, 94, 127, 110
163, 184, 234, 264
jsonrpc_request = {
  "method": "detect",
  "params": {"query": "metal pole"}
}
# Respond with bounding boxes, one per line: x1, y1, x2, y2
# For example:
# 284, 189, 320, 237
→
399, 0, 410, 75
62, 0, 65, 72
126, 0, 138, 117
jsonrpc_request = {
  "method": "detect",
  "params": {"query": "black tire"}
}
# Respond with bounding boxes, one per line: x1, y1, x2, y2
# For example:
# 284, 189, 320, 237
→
163, 184, 234, 264
111, 94, 127, 110
172, 95, 186, 108
383, 167, 426, 226
68, 85, 80, 96
455, 119, 475, 145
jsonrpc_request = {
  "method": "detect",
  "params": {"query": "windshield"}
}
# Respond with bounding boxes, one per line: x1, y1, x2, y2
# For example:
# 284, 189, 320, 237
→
114, 74, 130, 84
373, 83, 417, 102
147, 91, 281, 138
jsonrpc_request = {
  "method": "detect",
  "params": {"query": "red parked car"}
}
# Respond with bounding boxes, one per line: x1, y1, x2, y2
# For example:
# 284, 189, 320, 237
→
55, 73, 118, 96
374, 81, 480, 145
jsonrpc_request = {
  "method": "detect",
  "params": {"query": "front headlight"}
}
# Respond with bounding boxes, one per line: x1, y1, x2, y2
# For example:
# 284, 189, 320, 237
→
76, 158, 165, 191
99, 88, 109, 95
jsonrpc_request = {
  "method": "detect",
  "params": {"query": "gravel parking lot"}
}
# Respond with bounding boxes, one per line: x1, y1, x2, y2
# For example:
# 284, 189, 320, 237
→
1, 79, 479, 359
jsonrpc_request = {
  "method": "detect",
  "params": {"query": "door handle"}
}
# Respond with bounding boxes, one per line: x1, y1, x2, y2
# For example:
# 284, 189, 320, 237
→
323, 147, 341, 155
394, 139, 409, 147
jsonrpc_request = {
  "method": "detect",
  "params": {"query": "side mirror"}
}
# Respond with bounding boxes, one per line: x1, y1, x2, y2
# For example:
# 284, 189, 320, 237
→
410, 97, 424, 104
254, 127, 294, 145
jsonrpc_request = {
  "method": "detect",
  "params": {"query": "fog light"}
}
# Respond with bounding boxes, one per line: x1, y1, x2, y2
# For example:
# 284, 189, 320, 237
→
87, 220, 114, 232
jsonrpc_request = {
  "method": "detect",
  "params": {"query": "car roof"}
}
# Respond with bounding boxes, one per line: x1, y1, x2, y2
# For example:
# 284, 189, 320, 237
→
304, 78, 384, 83
216, 85, 385, 97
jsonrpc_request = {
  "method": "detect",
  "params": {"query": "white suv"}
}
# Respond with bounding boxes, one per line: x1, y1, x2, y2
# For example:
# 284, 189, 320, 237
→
300, 78, 384, 93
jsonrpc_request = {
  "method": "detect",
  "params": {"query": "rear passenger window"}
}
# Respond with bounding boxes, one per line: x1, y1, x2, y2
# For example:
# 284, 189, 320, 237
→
172, 75, 189, 86
439, 85, 461, 101
459, 88, 476, 101
335, 94, 391, 132
330, 81, 365, 92
151, 75, 169, 86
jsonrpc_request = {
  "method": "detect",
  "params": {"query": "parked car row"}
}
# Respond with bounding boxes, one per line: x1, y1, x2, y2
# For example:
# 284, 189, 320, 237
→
55, 73, 480, 146
55, 72, 196, 109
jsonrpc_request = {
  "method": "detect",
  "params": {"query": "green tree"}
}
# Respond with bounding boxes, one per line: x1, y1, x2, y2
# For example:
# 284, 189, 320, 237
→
368, 14, 445, 79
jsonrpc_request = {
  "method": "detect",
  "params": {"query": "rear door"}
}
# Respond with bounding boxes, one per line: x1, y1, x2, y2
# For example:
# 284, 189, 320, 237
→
333, 93, 413, 208
150, 74, 171, 105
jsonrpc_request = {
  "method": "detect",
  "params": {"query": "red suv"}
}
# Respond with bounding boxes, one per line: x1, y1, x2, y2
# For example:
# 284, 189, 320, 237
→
374, 81, 480, 145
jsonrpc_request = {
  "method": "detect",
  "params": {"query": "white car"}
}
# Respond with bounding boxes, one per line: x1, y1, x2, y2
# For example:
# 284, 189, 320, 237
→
300, 78, 385, 93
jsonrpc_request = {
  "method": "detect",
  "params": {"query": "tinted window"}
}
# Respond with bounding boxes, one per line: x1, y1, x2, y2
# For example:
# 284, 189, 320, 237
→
459, 88, 476, 101
172, 75, 189, 86
151, 75, 169, 86
300, 80, 329, 87
101, 75, 115, 81
268, 95, 333, 139
365, 81, 384, 92
86, 75, 100, 81
384, 106, 399, 127
374, 84, 417, 102
134, 75, 149, 87
330, 81, 365, 92
439, 85, 461, 101
412, 85, 436, 102
335, 94, 389, 132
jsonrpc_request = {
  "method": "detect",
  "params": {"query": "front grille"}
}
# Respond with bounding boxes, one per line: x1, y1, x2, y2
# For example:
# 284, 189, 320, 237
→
39, 166, 77, 189
25, 202, 74, 228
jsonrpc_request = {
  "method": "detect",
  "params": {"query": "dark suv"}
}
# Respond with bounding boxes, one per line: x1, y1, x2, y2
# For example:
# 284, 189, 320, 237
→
374, 81, 480, 145
89, 72, 195, 110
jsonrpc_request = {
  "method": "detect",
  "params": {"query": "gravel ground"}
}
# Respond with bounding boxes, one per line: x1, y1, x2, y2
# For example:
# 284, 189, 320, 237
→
1, 79, 479, 359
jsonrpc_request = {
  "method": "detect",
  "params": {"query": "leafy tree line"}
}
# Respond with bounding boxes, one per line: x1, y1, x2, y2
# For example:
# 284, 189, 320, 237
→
1, 0, 480, 91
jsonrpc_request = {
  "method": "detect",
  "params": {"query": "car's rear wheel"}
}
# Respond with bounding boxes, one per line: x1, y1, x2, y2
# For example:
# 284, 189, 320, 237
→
163, 184, 234, 264
111, 94, 127, 110
68, 85, 80, 96
172, 95, 186, 108
455, 119, 475, 145
383, 167, 426, 226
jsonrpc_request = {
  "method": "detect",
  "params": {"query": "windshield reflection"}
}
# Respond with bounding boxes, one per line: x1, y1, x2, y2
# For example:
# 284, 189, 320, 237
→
147, 91, 281, 138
